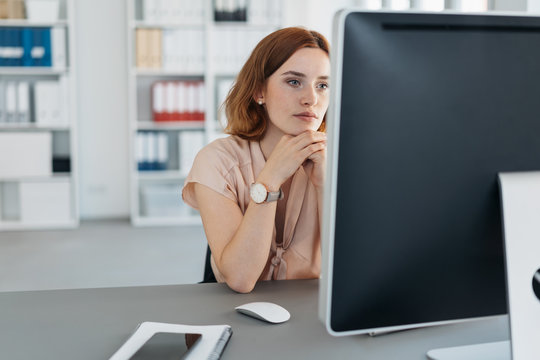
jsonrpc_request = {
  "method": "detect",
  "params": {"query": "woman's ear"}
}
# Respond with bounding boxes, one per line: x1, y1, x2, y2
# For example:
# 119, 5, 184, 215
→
253, 92, 264, 106
253, 87, 265, 105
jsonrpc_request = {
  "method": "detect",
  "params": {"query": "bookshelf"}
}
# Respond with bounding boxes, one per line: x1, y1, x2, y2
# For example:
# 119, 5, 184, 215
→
0, 0, 78, 231
127, 0, 282, 226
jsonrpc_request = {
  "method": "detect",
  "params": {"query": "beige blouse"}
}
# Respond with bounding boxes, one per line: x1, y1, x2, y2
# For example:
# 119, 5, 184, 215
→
182, 135, 321, 282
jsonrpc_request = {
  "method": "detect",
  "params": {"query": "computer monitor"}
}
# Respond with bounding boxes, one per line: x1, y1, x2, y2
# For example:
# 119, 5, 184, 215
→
319, 10, 540, 336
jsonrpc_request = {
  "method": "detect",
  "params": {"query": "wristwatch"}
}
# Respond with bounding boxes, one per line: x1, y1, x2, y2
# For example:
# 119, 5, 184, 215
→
250, 182, 283, 204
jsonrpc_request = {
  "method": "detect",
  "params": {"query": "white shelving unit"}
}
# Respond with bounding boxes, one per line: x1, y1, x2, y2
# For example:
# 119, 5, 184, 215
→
0, 0, 78, 231
127, 0, 281, 226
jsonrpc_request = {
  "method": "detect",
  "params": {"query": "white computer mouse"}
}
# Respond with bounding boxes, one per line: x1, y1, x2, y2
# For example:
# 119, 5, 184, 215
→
235, 301, 291, 324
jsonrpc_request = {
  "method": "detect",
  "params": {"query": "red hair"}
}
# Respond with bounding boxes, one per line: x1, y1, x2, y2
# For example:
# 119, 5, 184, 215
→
223, 27, 330, 140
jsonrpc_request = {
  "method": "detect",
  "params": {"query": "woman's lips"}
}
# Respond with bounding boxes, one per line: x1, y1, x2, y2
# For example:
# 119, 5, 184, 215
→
294, 112, 318, 121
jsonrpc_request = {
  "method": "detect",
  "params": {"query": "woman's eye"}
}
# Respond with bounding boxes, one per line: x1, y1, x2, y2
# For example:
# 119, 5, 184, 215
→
287, 79, 300, 86
318, 82, 329, 90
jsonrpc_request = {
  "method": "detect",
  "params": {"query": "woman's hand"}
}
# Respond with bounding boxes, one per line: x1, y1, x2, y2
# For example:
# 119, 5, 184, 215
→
258, 131, 326, 190
303, 140, 326, 190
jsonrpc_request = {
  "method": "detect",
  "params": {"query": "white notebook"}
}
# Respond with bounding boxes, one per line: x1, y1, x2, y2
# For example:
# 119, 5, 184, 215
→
109, 321, 232, 360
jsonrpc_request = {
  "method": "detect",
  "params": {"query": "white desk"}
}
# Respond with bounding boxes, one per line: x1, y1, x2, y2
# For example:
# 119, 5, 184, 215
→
0, 279, 509, 359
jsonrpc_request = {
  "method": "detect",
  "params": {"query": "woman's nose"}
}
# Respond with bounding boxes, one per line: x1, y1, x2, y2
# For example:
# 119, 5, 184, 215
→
301, 86, 317, 106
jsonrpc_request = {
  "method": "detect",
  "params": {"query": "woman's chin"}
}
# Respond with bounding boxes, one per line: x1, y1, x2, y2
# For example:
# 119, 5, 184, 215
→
287, 126, 320, 136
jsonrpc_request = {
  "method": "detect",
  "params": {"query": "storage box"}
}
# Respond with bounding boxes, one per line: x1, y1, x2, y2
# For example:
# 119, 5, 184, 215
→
140, 183, 189, 217
0, 182, 20, 221
0, 132, 52, 178
19, 180, 71, 223
25, 0, 59, 22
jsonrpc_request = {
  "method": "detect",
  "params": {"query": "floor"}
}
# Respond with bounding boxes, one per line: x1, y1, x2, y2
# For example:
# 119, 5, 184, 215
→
0, 219, 207, 292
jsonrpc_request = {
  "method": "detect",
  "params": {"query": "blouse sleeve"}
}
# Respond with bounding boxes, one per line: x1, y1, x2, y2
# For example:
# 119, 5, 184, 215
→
181, 142, 238, 210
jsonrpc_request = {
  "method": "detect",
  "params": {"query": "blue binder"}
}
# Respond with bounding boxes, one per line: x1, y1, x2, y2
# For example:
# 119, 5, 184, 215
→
42, 28, 52, 67
12, 28, 24, 67
31, 28, 52, 67
21, 28, 33, 66
0, 28, 26, 67
0, 29, 6, 66
4, 28, 18, 66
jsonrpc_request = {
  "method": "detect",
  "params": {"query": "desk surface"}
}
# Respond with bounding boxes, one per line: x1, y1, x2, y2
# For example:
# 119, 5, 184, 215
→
0, 279, 509, 359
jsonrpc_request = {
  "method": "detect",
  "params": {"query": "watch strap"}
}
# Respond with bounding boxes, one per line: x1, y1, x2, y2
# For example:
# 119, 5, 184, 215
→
265, 188, 284, 202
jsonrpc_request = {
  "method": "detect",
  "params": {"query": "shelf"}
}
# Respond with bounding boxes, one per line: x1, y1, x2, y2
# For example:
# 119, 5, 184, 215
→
0, 0, 78, 232
127, 0, 282, 227
0, 173, 72, 182
0, 19, 69, 27
213, 71, 241, 78
137, 170, 187, 181
0, 219, 78, 231
136, 121, 204, 131
211, 22, 280, 30
132, 69, 204, 77
0, 123, 70, 132
0, 67, 68, 75
131, 216, 202, 227
132, 21, 204, 29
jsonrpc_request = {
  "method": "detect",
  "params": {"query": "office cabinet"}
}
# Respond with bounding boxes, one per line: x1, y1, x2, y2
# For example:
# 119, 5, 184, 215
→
0, 0, 78, 230
127, 0, 281, 226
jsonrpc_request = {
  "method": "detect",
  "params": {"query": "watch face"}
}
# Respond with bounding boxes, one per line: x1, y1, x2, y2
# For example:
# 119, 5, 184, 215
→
250, 183, 267, 203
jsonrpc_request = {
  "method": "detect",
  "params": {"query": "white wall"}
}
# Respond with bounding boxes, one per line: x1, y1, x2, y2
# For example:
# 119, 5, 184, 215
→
282, 0, 353, 42
527, 0, 540, 12
75, 0, 129, 219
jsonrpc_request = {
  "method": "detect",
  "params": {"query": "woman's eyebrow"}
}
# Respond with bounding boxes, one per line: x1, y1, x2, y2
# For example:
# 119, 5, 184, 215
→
281, 70, 329, 80
281, 70, 306, 77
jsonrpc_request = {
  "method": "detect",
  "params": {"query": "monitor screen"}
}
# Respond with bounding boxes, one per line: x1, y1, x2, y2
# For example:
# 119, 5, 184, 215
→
319, 10, 540, 336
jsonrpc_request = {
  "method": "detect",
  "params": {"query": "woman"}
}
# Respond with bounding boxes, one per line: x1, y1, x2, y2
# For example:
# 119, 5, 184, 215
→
182, 27, 330, 293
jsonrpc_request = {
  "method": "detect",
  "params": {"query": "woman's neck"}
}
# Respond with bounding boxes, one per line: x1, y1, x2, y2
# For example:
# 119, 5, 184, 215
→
259, 122, 284, 161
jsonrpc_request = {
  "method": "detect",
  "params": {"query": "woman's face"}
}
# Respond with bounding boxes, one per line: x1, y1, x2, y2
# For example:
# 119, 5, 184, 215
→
259, 47, 330, 136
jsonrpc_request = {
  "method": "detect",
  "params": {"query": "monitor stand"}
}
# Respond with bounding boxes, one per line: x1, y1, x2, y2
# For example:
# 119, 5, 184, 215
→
426, 340, 510, 360
429, 171, 540, 360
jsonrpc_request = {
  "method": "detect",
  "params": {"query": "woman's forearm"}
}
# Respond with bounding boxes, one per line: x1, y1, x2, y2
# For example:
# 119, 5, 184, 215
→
218, 199, 277, 293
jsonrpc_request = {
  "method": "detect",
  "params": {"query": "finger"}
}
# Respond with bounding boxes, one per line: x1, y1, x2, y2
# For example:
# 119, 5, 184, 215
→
307, 149, 326, 161
307, 152, 326, 165
300, 142, 326, 160
291, 132, 327, 152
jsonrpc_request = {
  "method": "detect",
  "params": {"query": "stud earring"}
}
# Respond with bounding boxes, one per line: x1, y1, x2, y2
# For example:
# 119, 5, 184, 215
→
258, 99, 263, 105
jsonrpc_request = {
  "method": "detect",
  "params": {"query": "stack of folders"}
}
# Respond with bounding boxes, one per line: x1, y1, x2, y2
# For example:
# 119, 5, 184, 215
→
0, 81, 29, 123
0, 77, 68, 125
152, 80, 205, 122
135, 28, 204, 73
136, 131, 169, 171
0, 0, 25, 19
248, 0, 281, 25
214, 0, 247, 22
141, 0, 205, 24
178, 130, 205, 175
162, 29, 204, 73
213, 29, 270, 74
136, 130, 205, 175
135, 28, 161, 69
0, 26, 66, 68
214, 0, 280, 24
